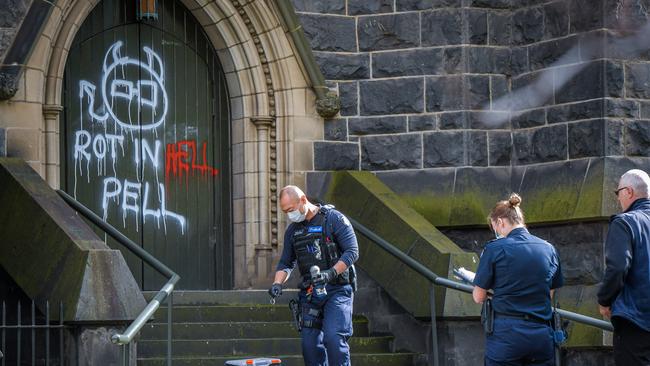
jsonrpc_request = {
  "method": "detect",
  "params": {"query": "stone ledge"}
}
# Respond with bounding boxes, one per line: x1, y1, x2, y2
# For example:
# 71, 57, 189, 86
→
0, 158, 145, 322
369, 157, 650, 227
308, 170, 480, 318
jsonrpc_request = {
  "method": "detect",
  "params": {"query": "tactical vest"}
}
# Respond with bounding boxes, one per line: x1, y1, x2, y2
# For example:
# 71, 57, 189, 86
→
292, 206, 350, 285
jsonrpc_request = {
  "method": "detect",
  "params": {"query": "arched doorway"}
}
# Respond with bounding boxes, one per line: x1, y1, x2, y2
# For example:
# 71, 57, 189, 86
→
61, 0, 232, 290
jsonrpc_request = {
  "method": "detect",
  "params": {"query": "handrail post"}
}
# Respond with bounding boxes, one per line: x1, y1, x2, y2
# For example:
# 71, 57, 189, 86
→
56, 190, 180, 361
554, 307, 562, 366
167, 291, 173, 366
430, 284, 439, 366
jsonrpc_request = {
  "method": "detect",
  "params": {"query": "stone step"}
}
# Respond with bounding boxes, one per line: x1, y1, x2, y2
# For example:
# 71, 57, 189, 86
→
153, 305, 294, 323
141, 320, 370, 340
144, 290, 300, 306
138, 291, 422, 365
152, 304, 370, 324
137, 353, 418, 366
138, 336, 394, 358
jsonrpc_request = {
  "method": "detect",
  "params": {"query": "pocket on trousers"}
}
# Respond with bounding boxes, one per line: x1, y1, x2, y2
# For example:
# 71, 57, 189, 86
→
486, 320, 554, 362
485, 321, 515, 361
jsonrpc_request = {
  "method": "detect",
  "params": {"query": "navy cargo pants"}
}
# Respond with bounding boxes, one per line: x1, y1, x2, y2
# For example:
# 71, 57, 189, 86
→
485, 317, 555, 366
299, 284, 353, 366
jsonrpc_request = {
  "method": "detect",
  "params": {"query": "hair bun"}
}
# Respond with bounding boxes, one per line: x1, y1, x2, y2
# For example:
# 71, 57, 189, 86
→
508, 193, 522, 207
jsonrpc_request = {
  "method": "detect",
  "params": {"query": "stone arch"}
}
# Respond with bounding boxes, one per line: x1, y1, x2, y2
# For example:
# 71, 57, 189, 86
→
39, 0, 321, 287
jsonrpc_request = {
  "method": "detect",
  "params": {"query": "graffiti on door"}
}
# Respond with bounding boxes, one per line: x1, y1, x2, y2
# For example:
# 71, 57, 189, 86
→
73, 41, 219, 234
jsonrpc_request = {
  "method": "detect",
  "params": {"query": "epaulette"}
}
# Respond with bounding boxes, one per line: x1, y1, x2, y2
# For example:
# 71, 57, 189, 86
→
319, 204, 336, 214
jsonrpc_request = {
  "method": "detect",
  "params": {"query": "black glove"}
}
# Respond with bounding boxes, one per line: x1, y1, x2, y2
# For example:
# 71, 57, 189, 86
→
268, 283, 283, 298
315, 268, 338, 285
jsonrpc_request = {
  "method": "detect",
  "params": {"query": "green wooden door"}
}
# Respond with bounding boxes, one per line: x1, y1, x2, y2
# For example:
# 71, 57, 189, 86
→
61, 0, 232, 290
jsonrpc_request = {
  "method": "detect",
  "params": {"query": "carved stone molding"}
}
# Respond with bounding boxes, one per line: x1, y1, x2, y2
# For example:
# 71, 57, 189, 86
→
231, 0, 279, 247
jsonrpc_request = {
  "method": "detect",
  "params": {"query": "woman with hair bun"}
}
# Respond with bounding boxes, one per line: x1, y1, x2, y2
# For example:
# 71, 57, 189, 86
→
472, 193, 564, 366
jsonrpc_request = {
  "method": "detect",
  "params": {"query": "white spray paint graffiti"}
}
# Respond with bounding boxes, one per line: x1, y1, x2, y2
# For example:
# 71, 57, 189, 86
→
75, 41, 186, 234
80, 41, 168, 130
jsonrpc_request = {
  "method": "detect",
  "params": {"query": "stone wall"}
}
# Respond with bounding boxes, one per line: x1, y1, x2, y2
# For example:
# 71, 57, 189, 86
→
298, 0, 650, 172
0, 0, 50, 175
298, 0, 637, 360
299, 0, 650, 309
0, 0, 31, 64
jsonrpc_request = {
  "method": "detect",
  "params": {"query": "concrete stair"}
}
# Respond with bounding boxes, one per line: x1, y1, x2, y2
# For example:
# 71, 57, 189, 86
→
137, 290, 419, 366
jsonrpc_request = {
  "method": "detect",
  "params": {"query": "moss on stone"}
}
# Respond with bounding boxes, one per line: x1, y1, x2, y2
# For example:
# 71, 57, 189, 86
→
323, 171, 480, 317
555, 285, 609, 347
401, 192, 454, 226
366, 158, 650, 231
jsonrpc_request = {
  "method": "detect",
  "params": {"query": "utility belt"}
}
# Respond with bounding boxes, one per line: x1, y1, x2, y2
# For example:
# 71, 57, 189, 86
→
481, 300, 567, 346
494, 312, 550, 325
482, 299, 551, 335
493, 310, 567, 346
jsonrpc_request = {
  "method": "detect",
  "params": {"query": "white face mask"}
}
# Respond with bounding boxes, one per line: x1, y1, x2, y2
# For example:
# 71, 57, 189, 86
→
287, 205, 307, 223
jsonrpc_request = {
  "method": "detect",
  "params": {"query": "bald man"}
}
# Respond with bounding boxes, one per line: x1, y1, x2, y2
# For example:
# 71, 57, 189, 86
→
598, 169, 650, 365
268, 185, 359, 366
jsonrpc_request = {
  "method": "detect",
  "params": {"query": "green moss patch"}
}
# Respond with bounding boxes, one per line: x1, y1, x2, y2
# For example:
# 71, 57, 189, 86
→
324, 171, 479, 317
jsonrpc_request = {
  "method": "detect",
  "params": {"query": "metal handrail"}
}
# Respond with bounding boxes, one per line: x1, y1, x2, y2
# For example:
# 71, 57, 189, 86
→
57, 190, 179, 365
347, 216, 615, 331
111, 279, 178, 345
348, 215, 613, 366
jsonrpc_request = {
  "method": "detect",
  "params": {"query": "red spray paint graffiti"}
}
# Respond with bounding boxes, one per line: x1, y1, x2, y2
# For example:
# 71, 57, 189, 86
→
165, 140, 219, 181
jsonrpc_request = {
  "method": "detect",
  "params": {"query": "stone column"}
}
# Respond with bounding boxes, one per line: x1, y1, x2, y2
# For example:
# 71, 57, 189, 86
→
251, 116, 274, 279
42, 104, 63, 189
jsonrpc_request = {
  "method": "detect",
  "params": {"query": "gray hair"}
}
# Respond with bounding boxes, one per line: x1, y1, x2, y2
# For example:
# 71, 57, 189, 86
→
620, 169, 650, 198
279, 185, 305, 201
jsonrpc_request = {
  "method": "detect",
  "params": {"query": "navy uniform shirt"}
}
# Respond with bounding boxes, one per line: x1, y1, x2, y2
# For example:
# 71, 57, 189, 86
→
473, 227, 564, 321
276, 206, 359, 277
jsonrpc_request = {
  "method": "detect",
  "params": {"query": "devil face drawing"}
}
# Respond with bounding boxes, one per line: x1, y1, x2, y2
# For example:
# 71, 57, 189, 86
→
79, 41, 168, 130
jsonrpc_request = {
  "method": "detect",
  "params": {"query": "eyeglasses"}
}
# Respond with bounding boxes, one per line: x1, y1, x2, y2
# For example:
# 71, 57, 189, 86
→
614, 187, 629, 197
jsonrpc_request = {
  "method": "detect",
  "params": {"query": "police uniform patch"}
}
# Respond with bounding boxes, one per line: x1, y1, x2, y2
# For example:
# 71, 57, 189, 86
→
308, 226, 323, 233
